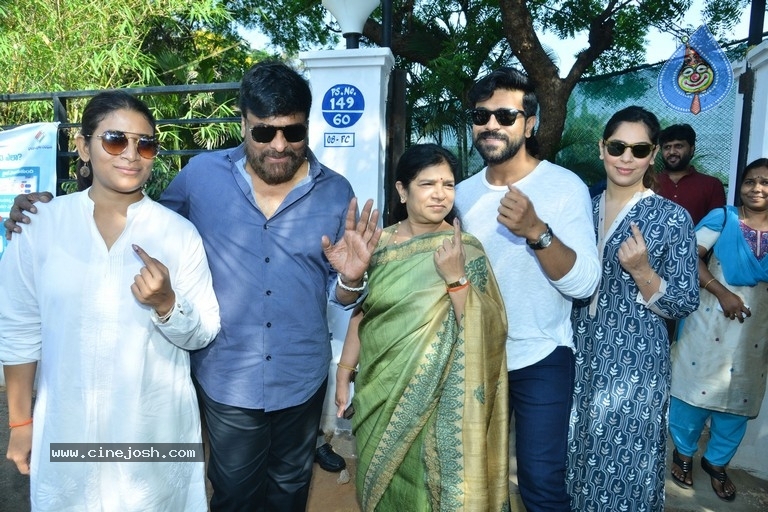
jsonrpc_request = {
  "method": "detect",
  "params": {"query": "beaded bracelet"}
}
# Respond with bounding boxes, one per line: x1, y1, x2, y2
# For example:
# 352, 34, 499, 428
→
9, 418, 33, 429
337, 272, 368, 293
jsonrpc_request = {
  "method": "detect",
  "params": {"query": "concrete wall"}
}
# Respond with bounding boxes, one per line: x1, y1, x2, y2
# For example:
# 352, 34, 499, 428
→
728, 39, 768, 480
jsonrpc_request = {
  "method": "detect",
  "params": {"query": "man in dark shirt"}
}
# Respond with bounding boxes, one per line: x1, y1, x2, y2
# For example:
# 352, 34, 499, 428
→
657, 123, 726, 224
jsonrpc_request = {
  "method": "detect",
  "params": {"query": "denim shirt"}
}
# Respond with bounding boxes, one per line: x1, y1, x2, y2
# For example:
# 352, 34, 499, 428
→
160, 144, 355, 411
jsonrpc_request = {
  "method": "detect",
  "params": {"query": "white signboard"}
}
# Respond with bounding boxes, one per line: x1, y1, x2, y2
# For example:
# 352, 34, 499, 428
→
0, 122, 59, 259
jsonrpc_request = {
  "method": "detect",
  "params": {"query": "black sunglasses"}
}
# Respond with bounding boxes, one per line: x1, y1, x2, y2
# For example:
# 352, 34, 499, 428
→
249, 124, 308, 144
469, 108, 524, 126
86, 130, 159, 159
603, 140, 656, 159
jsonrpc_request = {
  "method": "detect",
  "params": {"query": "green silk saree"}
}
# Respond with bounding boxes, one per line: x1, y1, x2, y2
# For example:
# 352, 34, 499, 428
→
353, 228, 509, 511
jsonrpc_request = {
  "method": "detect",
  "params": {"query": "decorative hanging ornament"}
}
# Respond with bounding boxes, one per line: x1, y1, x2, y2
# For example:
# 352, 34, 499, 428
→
657, 25, 733, 115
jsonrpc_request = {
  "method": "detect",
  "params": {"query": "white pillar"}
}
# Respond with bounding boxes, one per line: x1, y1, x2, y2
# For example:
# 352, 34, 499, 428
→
301, 48, 395, 433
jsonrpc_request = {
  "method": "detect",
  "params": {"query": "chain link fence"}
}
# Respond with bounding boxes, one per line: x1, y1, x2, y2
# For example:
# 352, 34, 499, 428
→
464, 63, 736, 194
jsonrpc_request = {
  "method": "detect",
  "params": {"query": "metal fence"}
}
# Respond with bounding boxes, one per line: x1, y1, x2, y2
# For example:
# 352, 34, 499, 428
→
464, 63, 736, 194
0, 83, 241, 194
2, 64, 738, 197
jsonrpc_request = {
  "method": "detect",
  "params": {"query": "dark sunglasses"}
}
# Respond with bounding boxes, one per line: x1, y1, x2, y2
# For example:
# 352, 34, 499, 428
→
603, 140, 656, 159
86, 130, 160, 159
249, 124, 308, 144
469, 108, 524, 126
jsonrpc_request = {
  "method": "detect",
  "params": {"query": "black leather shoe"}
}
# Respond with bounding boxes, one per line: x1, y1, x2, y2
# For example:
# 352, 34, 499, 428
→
315, 443, 346, 472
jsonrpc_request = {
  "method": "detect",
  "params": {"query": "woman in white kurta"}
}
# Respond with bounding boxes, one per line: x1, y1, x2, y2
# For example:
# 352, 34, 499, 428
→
669, 158, 768, 502
0, 91, 220, 511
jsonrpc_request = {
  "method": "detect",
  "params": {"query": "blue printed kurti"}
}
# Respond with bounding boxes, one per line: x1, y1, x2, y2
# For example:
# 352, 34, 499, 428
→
568, 192, 699, 512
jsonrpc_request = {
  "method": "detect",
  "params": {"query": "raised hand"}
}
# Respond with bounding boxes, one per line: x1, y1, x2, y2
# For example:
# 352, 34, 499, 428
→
434, 218, 466, 284
322, 198, 382, 285
497, 185, 545, 240
618, 222, 652, 278
130, 244, 175, 316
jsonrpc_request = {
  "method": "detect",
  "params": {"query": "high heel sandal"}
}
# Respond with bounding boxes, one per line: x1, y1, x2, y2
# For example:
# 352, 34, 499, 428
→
671, 449, 693, 489
701, 456, 736, 502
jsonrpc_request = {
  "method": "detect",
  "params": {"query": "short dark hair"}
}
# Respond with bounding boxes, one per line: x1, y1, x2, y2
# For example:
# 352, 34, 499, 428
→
391, 144, 460, 225
238, 61, 312, 120
468, 67, 540, 157
602, 106, 661, 190
659, 123, 696, 146
468, 67, 538, 118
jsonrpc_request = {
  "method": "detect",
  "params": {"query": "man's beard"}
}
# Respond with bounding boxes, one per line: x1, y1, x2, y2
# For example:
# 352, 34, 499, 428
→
663, 152, 693, 172
246, 144, 306, 185
474, 131, 525, 165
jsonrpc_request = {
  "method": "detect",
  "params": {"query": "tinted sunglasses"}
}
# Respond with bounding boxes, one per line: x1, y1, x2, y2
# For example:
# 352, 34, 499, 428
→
603, 140, 656, 159
87, 130, 160, 159
469, 108, 524, 126
249, 124, 308, 143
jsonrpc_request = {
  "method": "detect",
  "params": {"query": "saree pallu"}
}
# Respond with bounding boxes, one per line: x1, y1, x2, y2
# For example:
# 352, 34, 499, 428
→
352, 230, 509, 512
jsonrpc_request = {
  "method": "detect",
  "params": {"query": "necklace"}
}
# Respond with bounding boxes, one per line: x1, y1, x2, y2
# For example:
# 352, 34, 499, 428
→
392, 221, 408, 244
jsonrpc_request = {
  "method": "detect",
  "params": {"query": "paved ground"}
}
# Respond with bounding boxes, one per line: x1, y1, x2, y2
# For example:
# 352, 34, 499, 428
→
2, 388, 767, 511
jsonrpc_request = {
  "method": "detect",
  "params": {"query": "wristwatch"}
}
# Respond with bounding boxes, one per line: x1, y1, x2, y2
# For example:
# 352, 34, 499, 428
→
527, 224, 553, 250
446, 276, 468, 289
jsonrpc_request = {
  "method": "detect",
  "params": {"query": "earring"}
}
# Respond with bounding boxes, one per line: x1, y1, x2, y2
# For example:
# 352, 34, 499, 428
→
79, 162, 91, 178
400, 196, 406, 203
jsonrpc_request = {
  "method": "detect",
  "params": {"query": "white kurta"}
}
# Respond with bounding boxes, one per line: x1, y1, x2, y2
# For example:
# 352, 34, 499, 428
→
0, 190, 220, 511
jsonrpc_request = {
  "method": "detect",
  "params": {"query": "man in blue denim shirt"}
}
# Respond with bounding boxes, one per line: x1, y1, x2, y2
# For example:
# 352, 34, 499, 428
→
5, 61, 381, 512
163, 61, 380, 511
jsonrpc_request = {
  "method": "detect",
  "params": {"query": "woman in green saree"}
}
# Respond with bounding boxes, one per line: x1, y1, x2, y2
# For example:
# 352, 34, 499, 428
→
335, 144, 510, 511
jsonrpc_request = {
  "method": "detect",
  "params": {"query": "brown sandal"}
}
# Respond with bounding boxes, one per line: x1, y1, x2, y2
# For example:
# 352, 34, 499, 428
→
671, 449, 693, 488
701, 457, 736, 502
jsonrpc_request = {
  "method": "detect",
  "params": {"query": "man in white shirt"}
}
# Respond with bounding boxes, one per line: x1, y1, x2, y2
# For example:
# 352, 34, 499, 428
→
455, 67, 600, 512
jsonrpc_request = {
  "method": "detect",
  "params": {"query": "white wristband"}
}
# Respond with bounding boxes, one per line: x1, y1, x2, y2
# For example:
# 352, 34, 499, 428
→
337, 272, 368, 293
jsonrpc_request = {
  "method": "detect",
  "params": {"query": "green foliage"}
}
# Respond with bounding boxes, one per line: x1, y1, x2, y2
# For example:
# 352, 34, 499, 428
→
233, 0, 747, 162
0, 0, 278, 199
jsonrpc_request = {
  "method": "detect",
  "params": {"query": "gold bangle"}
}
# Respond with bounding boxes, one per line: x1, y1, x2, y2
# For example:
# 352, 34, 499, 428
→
703, 278, 716, 291
337, 362, 357, 372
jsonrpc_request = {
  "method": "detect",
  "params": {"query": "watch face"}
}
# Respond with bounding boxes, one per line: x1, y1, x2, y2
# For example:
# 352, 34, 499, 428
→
528, 224, 553, 249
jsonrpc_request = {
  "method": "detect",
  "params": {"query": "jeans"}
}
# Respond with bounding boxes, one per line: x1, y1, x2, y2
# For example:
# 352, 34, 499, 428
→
199, 380, 327, 512
509, 346, 574, 512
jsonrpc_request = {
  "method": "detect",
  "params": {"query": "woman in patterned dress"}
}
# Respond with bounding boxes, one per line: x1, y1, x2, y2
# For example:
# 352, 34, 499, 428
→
567, 106, 699, 511
669, 158, 768, 501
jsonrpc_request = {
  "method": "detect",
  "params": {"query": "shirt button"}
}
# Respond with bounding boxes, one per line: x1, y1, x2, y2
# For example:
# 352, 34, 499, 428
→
266, 290, 272, 296
263, 225, 268, 230
265, 257, 270, 263
266, 355, 272, 361
266, 322, 272, 328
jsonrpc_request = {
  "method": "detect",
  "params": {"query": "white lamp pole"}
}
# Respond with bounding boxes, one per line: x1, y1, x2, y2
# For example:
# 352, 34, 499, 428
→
321, 0, 380, 49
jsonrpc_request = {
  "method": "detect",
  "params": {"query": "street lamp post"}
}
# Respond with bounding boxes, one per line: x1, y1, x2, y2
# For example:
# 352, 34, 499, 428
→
322, 0, 380, 49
